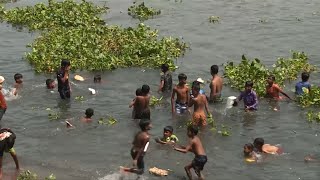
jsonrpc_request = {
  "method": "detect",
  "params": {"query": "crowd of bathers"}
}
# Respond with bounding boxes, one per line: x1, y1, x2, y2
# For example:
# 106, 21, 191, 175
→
0, 59, 316, 179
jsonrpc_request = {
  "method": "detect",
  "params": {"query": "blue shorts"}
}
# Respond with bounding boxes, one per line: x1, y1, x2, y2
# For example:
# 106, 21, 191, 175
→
175, 101, 187, 114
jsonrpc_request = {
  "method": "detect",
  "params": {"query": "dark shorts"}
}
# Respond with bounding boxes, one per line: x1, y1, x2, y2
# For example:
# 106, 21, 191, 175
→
192, 155, 207, 171
133, 109, 150, 120
131, 148, 144, 171
0, 108, 6, 121
58, 89, 70, 99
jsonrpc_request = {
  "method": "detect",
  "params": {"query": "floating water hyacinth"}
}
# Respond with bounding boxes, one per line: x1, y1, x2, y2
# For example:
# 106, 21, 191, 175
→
209, 16, 220, 23
128, 2, 161, 21
98, 116, 118, 126
0, 0, 187, 73
149, 96, 163, 107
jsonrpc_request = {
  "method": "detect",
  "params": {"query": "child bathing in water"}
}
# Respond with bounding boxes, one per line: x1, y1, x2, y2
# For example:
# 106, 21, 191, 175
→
243, 143, 259, 162
81, 108, 94, 123
94, 75, 101, 83
12, 73, 23, 96
46, 79, 56, 89
253, 138, 283, 155
155, 126, 179, 144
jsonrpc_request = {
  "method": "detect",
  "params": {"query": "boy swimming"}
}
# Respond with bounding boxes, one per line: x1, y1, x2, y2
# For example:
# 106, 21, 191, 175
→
173, 126, 207, 180
253, 138, 283, 155
189, 82, 211, 127
233, 81, 258, 111
46, 79, 56, 89
121, 119, 152, 174
12, 73, 23, 96
0, 128, 20, 179
243, 143, 259, 162
81, 108, 94, 123
171, 73, 189, 114
155, 126, 179, 144
94, 75, 101, 83
158, 64, 172, 93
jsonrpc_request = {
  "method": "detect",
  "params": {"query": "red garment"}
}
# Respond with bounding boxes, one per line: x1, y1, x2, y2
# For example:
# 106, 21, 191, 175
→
0, 91, 7, 109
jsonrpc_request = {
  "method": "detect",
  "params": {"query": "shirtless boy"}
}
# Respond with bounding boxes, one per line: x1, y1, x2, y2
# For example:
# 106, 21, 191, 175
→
132, 85, 150, 119
121, 119, 152, 174
266, 75, 291, 100
12, 73, 23, 96
189, 83, 211, 126
171, 73, 189, 114
209, 65, 223, 103
173, 126, 207, 180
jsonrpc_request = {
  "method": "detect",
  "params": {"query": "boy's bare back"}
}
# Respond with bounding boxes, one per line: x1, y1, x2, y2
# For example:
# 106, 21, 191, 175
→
190, 136, 206, 156
133, 131, 150, 151
192, 94, 207, 113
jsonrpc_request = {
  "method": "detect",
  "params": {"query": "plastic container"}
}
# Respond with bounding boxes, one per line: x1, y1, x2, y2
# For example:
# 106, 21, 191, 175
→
226, 96, 237, 109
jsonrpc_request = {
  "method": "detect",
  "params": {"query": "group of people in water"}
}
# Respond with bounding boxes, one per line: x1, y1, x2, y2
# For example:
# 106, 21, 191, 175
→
0, 58, 316, 179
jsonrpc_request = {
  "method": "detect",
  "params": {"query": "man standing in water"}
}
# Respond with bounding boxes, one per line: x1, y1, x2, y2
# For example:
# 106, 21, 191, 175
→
121, 119, 152, 174
173, 126, 207, 180
57, 59, 71, 99
209, 65, 223, 103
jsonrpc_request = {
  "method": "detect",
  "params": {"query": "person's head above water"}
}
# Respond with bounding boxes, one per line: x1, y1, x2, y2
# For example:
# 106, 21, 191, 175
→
192, 82, 201, 96
141, 84, 150, 95
243, 143, 254, 157
139, 119, 152, 131
178, 73, 187, 84
85, 108, 94, 118
161, 64, 169, 73
60, 59, 71, 70
245, 81, 253, 93
163, 126, 173, 138
187, 125, 198, 137
267, 75, 275, 85
301, 72, 309, 82
14, 73, 23, 84
94, 75, 101, 83
46, 79, 55, 89
135, 88, 143, 96
210, 65, 219, 75
253, 138, 264, 152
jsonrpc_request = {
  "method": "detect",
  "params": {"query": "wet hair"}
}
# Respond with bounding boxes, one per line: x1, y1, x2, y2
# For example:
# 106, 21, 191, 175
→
94, 75, 101, 83
268, 75, 275, 81
192, 82, 200, 92
192, 81, 200, 88
245, 81, 253, 88
0, 129, 16, 150
187, 125, 198, 135
211, 65, 219, 75
164, 126, 173, 133
61, 59, 70, 67
244, 143, 254, 150
85, 108, 94, 118
178, 73, 187, 81
46, 79, 54, 86
136, 88, 143, 96
14, 73, 23, 81
141, 84, 150, 95
139, 119, 151, 131
161, 64, 169, 73
301, 72, 310, 82
253, 138, 264, 151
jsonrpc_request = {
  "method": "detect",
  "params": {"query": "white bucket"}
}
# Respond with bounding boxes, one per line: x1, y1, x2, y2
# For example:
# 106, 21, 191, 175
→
88, 88, 96, 95
226, 96, 237, 109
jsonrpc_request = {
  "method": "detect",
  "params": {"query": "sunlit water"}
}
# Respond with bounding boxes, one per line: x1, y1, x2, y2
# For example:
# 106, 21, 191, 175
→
1, 0, 320, 179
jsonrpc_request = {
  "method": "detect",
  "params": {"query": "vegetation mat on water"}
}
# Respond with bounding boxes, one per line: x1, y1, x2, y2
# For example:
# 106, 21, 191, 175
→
0, 0, 187, 73
18, 170, 56, 180
297, 86, 320, 107
128, 2, 161, 21
224, 51, 316, 97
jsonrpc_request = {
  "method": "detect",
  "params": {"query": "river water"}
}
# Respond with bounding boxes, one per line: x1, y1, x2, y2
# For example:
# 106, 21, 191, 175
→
1, 0, 320, 179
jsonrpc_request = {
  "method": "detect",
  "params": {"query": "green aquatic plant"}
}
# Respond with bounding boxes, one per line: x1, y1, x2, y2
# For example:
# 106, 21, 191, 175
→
2, 0, 107, 30
1, 1, 187, 72
209, 16, 220, 23
224, 51, 315, 97
128, 2, 161, 21
149, 96, 163, 107
98, 116, 118, 126
75, 95, 84, 101
26, 23, 187, 73
18, 170, 56, 180
306, 110, 320, 123
18, 170, 37, 180
297, 86, 320, 107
